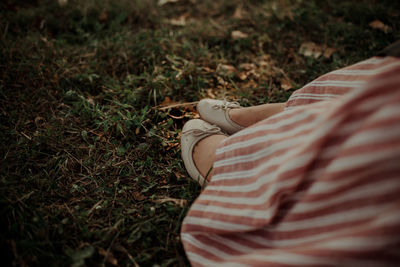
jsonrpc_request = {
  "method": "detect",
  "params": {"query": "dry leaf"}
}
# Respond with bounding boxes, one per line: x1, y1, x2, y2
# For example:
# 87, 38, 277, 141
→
271, 1, 295, 21
34, 116, 46, 127
206, 88, 217, 98
242, 80, 258, 89
132, 191, 146, 201
299, 42, 336, 59
239, 63, 256, 71
98, 247, 118, 266
255, 54, 272, 66
86, 97, 95, 105
113, 245, 140, 267
323, 47, 336, 58
155, 197, 187, 207
280, 78, 293, 91
154, 74, 167, 82
160, 96, 172, 106
237, 72, 248, 80
216, 64, 236, 75
158, 0, 179, 6
203, 66, 214, 73
231, 30, 248, 39
58, 0, 68, 6
98, 11, 108, 23
237, 63, 256, 80
299, 42, 322, 59
168, 18, 186, 27
175, 172, 185, 180
167, 14, 187, 26
217, 76, 227, 86
369, 20, 391, 33
233, 5, 244, 19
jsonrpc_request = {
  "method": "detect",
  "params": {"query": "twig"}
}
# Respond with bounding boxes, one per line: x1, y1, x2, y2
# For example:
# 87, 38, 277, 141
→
20, 131, 32, 140
17, 191, 35, 202
116, 245, 140, 267
88, 200, 103, 216
153, 101, 199, 111
64, 149, 91, 174
102, 231, 120, 266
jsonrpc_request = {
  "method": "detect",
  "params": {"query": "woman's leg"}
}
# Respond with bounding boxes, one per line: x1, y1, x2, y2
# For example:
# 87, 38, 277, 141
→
192, 134, 227, 180
191, 103, 285, 181
228, 103, 286, 127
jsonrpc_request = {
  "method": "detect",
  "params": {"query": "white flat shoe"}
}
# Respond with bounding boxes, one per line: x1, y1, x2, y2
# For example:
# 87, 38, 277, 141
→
197, 99, 244, 134
181, 119, 226, 186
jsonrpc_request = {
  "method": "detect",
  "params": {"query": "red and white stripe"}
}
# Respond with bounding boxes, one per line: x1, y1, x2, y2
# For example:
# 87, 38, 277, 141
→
181, 57, 400, 266
285, 57, 400, 109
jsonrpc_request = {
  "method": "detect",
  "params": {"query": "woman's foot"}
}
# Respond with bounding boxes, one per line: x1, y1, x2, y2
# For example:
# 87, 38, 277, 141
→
181, 119, 227, 186
197, 99, 286, 134
197, 99, 244, 134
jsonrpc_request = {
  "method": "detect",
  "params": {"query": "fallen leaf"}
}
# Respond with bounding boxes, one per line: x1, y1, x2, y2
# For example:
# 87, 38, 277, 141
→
154, 74, 167, 82
216, 64, 236, 75
271, 1, 295, 21
231, 30, 248, 39
280, 78, 293, 91
206, 88, 217, 98
132, 191, 146, 201
217, 76, 227, 86
40, 37, 48, 43
86, 97, 95, 105
58, 0, 68, 6
160, 96, 172, 106
165, 140, 179, 150
233, 5, 245, 19
241, 80, 258, 89
203, 66, 214, 73
237, 63, 257, 80
369, 20, 391, 33
70, 246, 95, 266
175, 172, 185, 180
155, 197, 187, 207
158, 0, 179, 6
34, 116, 46, 127
239, 63, 256, 71
166, 14, 187, 26
255, 54, 273, 67
98, 247, 118, 266
98, 11, 108, 22
323, 47, 336, 59
113, 245, 140, 267
299, 42, 322, 59
237, 72, 248, 80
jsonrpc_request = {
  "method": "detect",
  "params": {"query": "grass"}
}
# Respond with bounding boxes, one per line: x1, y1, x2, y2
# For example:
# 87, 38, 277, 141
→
1, 0, 399, 266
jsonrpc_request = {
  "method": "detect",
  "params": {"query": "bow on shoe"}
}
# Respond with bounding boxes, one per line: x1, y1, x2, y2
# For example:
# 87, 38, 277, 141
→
212, 100, 240, 110
182, 125, 223, 137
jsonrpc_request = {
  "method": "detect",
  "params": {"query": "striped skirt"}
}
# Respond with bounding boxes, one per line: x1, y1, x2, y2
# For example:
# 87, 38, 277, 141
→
181, 56, 400, 266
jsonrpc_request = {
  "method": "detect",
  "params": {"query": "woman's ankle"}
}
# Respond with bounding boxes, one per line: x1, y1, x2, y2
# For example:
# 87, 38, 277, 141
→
193, 135, 227, 179
228, 103, 285, 127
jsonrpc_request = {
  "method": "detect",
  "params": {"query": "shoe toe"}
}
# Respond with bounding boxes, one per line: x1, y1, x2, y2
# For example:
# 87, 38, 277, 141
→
197, 99, 225, 125
197, 99, 215, 118
197, 99, 243, 134
181, 119, 215, 186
